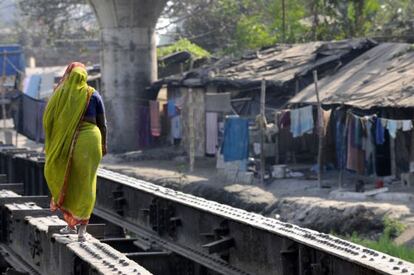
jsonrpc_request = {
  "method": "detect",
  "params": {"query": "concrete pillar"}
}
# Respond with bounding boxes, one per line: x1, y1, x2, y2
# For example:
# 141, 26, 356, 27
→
88, 0, 167, 152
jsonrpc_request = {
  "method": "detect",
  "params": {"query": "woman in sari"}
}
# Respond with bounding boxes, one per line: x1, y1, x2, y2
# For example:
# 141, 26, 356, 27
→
43, 62, 107, 241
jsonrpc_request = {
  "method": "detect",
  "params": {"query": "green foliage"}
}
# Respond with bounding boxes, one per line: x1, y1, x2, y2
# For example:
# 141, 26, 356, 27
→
350, 234, 414, 263
157, 38, 210, 60
174, 0, 414, 55
235, 15, 277, 50
382, 216, 406, 238
344, 217, 414, 263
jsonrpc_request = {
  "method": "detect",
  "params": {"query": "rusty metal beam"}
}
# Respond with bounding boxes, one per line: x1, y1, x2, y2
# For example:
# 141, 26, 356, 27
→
95, 169, 414, 275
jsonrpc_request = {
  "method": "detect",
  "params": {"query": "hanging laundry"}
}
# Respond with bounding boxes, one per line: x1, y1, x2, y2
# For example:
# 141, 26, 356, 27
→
321, 109, 332, 136
375, 117, 385, 145
333, 109, 347, 169
290, 106, 314, 138
402, 120, 413, 132
138, 106, 151, 148
290, 108, 300, 137
386, 119, 398, 139
221, 116, 249, 162
352, 116, 363, 149
171, 115, 182, 140
365, 119, 376, 175
346, 117, 365, 175
206, 112, 218, 155
167, 100, 177, 117
278, 110, 290, 129
149, 101, 161, 137
300, 106, 314, 135
335, 120, 346, 169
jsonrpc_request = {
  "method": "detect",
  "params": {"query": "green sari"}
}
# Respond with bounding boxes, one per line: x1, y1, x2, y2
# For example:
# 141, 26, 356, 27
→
43, 65, 101, 227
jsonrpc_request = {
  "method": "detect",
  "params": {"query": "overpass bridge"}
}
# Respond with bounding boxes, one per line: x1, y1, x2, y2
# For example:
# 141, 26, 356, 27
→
87, 0, 168, 153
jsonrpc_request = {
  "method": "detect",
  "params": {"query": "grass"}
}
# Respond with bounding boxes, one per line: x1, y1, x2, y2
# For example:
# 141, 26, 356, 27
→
343, 217, 414, 263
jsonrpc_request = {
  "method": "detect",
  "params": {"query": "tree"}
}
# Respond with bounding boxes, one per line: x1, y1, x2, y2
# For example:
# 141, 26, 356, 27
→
165, 0, 309, 54
371, 0, 414, 38
17, 0, 98, 45
13, 0, 414, 58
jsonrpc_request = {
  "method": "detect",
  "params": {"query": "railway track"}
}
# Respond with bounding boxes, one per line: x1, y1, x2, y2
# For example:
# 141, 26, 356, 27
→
0, 145, 412, 274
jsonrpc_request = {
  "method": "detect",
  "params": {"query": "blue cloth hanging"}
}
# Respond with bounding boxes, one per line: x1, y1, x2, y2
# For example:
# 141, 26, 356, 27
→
335, 120, 346, 169
375, 117, 385, 145
167, 100, 177, 117
221, 117, 249, 162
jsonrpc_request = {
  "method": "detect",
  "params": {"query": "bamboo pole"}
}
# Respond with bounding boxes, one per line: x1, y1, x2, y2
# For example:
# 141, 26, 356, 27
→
188, 88, 195, 172
313, 70, 323, 188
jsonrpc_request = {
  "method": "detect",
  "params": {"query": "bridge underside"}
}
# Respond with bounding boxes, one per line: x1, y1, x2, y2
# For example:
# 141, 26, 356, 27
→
88, 0, 168, 153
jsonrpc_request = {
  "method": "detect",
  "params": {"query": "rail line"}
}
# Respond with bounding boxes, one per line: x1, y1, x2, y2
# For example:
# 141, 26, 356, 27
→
96, 168, 414, 275
0, 145, 412, 274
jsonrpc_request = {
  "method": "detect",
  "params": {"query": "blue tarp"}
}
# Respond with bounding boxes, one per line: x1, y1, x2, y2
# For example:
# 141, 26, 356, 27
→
0, 45, 25, 76
221, 116, 249, 162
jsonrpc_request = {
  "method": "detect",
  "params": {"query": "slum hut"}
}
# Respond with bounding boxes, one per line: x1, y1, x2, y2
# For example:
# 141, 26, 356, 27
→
148, 39, 376, 168
289, 43, 414, 183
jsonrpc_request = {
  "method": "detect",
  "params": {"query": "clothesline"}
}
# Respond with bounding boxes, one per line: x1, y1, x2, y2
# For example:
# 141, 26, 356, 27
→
348, 111, 414, 122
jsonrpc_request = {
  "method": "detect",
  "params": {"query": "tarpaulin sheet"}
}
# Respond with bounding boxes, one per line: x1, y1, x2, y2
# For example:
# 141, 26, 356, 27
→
12, 94, 45, 142
289, 43, 414, 109
0, 45, 25, 76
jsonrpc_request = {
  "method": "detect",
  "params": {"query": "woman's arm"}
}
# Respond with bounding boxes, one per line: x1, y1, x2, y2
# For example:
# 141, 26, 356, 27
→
96, 114, 107, 156
94, 91, 107, 156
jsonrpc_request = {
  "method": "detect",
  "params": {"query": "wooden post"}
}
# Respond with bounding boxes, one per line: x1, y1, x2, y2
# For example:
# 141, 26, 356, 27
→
260, 79, 266, 185
188, 88, 195, 172
313, 70, 323, 188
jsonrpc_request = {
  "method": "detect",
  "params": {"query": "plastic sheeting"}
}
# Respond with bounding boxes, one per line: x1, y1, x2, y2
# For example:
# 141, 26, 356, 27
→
0, 45, 25, 76
12, 94, 46, 143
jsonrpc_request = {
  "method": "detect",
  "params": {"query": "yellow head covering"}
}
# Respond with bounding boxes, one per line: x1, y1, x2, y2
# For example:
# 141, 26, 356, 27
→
43, 65, 94, 206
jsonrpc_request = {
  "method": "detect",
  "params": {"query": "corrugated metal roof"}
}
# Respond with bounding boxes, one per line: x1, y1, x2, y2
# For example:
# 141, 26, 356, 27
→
289, 43, 414, 108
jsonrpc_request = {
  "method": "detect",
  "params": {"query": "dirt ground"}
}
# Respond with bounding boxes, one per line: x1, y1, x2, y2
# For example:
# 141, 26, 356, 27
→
3, 125, 414, 245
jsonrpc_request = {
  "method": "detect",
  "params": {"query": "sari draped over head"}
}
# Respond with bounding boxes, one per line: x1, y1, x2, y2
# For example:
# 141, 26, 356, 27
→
43, 62, 99, 227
